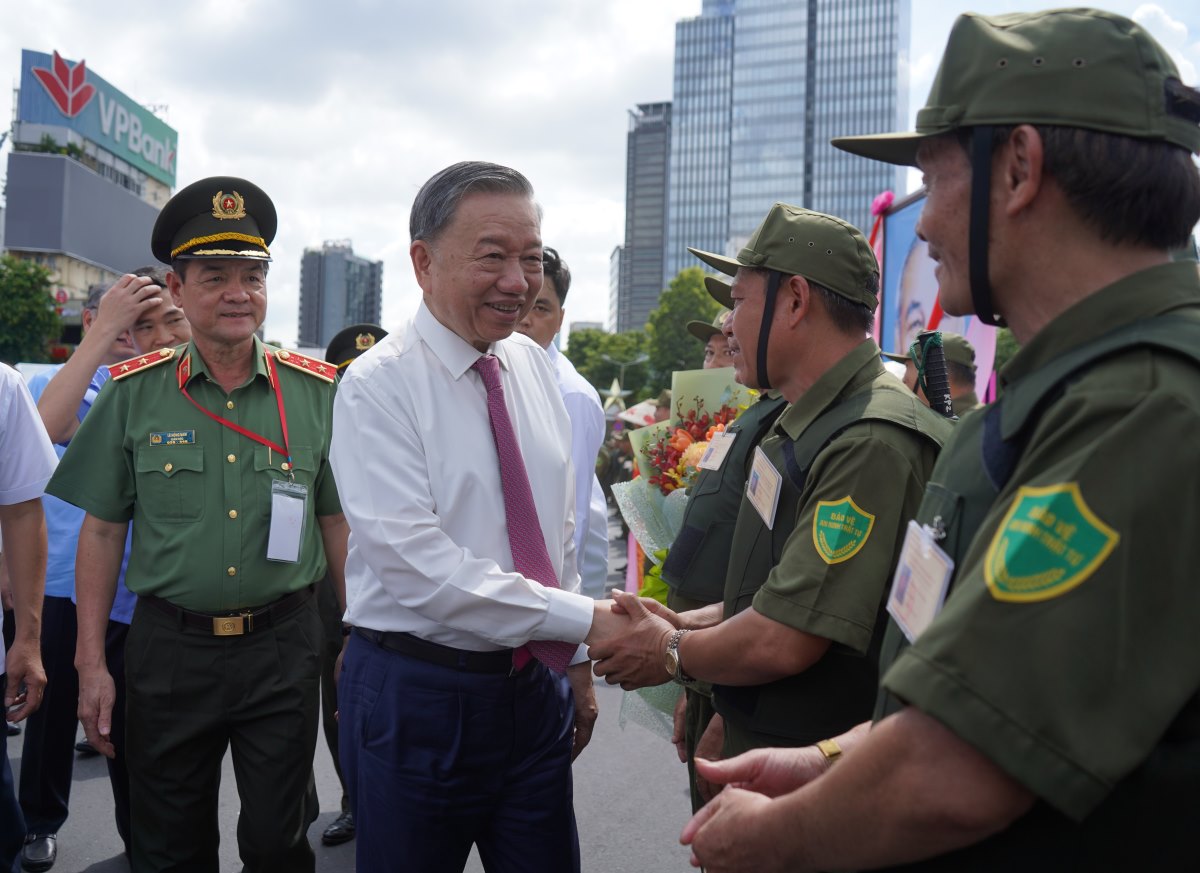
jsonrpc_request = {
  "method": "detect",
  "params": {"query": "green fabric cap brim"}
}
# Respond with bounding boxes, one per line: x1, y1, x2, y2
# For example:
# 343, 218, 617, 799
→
704, 276, 733, 308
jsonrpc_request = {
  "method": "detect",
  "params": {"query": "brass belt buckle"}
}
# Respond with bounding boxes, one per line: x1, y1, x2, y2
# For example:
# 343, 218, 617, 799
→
212, 611, 253, 636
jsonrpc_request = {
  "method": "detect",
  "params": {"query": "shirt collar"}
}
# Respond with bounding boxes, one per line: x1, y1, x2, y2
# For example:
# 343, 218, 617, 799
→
180, 337, 271, 388
414, 302, 516, 379
1001, 261, 1200, 389
776, 339, 885, 440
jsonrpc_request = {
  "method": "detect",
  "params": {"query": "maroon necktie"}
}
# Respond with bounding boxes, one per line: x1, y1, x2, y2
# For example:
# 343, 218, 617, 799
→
473, 354, 576, 673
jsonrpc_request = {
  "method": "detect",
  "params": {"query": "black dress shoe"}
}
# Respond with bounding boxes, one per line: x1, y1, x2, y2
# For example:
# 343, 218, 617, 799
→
321, 811, 356, 846
21, 834, 57, 872
74, 739, 98, 756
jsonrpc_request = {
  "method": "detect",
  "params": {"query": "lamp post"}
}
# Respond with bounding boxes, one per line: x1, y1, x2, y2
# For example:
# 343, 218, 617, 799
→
601, 352, 649, 389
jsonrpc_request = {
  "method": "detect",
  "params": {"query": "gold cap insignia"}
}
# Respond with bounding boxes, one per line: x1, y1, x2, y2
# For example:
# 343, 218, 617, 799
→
355, 333, 376, 351
212, 190, 247, 220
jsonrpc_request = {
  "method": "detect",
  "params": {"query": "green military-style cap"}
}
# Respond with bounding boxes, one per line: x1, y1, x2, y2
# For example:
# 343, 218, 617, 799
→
688, 203, 878, 311
704, 276, 733, 308
152, 176, 277, 264
833, 9, 1200, 166
325, 323, 389, 370
687, 309, 730, 344
884, 332, 977, 374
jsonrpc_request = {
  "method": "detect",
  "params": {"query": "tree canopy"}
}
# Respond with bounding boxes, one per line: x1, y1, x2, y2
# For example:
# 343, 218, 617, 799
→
0, 255, 61, 365
644, 267, 722, 390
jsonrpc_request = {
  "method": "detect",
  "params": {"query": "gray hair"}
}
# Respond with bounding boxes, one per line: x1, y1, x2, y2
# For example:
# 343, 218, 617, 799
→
409, 161, 537, 243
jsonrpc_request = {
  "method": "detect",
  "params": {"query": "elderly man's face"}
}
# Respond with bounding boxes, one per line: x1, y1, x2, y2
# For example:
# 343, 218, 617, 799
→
167, 259, 266, 349
413, 192, 543, 353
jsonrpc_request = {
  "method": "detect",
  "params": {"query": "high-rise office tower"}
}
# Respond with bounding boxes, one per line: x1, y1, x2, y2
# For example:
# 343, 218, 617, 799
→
665, 0, 909, 283
297, 240, 383, 349
616, 102, 672, 333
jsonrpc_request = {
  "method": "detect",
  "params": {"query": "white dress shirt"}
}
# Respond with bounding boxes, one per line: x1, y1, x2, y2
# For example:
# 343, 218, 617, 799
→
332, 303, 595, 652
0, 363, 59, 673
548, 343, 609, 597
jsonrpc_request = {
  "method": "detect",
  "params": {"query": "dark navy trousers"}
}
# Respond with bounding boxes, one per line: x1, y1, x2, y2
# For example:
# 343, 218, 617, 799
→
339, 632, 580, 873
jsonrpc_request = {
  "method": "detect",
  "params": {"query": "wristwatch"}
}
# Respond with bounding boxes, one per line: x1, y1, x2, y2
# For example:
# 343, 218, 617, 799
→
664, 629, 693, 683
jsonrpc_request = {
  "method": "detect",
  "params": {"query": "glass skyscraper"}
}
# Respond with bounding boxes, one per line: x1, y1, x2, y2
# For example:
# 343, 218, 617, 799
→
617, 102, 673, 333
666, 0, 908, 283
297, 240, 383, 348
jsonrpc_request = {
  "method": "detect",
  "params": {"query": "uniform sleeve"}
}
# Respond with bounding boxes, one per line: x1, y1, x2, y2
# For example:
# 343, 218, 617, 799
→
753, 421, 935, 653
882, 356, 1200, 821
44, 378, 136, 522
312, 381, 342, 517
562, 389, 605, 563
0, 368, 58, 505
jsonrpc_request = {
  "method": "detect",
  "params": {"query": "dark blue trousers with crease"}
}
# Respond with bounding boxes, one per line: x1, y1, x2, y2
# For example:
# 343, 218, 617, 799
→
339, 631, 580, 873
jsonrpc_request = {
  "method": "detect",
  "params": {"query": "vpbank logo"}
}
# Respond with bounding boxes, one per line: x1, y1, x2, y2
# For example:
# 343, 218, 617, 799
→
32, 50, 95, 118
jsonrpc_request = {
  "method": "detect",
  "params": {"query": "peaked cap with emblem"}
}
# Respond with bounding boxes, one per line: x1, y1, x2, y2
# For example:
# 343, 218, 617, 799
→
325, 323, 389, 370
832, 8, 1200, 166
689, 203, 879, 311
152, 176, 277, 264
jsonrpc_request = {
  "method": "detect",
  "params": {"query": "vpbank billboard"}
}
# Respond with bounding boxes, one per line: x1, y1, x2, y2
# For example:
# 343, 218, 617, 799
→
18, 49, 177, 188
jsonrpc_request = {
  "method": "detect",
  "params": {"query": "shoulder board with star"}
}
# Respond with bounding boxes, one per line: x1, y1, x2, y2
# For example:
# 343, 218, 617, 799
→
108, 347, 178, 381
273, 348, 336, 383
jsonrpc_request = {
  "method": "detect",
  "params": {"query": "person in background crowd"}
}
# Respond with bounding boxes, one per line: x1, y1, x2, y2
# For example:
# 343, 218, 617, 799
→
884, 331, 981, 416
517, 247, 610, 599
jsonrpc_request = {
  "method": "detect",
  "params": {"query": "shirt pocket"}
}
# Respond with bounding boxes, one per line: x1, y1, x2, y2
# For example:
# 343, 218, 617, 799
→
915, 482, 965, 562
253, 446, 317, 518
135, 445, 205, 523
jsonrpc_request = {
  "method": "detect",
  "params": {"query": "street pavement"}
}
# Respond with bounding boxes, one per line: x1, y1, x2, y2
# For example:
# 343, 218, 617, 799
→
8, 511, 700, 872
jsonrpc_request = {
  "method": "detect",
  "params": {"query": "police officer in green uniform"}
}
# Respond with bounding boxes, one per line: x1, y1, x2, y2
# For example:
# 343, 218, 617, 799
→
678, 10, 1200, 872
591, 205, 951, 763
666, 288, 788, 811
47, 177, 349, 873
884, 331, 981, 416
316, 322, 386, 848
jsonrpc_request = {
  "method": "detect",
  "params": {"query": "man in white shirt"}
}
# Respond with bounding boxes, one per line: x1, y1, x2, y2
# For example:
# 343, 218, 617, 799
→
0, 363, 57, 872
331, 161, 628, 873
516, 246, 610, 599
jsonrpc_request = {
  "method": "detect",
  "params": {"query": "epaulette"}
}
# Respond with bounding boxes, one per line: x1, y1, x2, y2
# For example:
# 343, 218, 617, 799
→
108, 347, 177, 381
273, 348, 336, 383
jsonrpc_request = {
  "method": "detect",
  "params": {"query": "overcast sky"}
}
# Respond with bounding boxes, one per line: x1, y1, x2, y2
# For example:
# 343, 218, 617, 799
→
2, 1, 1197, 347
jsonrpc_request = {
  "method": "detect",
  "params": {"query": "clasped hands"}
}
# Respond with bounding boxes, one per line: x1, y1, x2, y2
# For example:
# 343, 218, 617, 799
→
586, 590, 680, 690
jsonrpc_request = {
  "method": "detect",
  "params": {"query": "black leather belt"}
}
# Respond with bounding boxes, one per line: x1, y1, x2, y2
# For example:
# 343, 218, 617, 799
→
354, 628, 516, 674
142, 584, 314, 636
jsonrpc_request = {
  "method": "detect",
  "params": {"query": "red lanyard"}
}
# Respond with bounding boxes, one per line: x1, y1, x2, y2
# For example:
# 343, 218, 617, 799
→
177, 350, 293, 470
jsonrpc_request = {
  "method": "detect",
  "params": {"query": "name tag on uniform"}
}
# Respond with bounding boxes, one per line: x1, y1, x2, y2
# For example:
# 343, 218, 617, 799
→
267, 480, 308, 563
149, 430, 195, 445
698, 430, 738, 471
887, 520, 955, 643
747, 446, 783, 529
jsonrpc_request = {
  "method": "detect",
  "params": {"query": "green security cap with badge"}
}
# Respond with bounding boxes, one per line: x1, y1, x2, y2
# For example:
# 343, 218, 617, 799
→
832, 8, 1200, 166
152, 176, 277, 264
688, 204, 878, 390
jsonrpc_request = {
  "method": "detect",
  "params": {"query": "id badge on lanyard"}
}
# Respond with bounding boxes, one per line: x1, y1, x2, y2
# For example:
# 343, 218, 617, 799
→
267, 480, 308, 563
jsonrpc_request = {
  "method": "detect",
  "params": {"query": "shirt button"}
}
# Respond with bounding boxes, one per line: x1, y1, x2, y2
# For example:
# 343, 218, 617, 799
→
228, 509, 238, 519
227, 567, 236, 576
226, 400, 235, 410
227, 454, 236, 463
164, 462, 173, 472
281, 462, 291, 472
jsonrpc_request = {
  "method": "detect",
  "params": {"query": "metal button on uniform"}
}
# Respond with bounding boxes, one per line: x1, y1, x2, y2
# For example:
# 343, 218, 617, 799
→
281, 462, 291, 472
164, 462, 173, 472
226, 400, 235, 410
228, 510, 238, 519
227, 567, 236, 576
227, 454, 236, 463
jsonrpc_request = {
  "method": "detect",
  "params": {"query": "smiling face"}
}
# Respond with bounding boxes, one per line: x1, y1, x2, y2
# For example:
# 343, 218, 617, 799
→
915, 135, 974, 317
131, 296, 192, 355
703, 333, 737, 370
412, 191, 543, 352
167, 259, 266, 350
725, 268, 769, 388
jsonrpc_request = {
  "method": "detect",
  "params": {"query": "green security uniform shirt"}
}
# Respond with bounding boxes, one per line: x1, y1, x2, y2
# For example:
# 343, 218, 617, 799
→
46, 338, 341, 613
716, 341, 951, 751
877, 262, 1200, 869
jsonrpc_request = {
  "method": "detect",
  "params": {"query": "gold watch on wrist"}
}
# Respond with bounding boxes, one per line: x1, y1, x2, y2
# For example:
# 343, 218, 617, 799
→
664, 628, 693, 683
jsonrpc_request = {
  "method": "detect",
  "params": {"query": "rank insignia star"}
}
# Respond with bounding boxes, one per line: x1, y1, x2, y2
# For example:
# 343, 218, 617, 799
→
273, 348, 335, 384
110, 347, 178, 381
